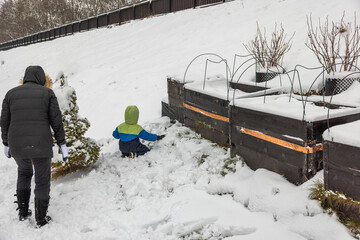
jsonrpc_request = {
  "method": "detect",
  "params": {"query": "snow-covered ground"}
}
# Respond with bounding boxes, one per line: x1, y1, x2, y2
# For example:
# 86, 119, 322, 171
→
0, 0, 359, 239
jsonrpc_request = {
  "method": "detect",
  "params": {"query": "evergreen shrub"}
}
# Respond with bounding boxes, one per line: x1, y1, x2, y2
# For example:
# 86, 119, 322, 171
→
51, 74, 100, 178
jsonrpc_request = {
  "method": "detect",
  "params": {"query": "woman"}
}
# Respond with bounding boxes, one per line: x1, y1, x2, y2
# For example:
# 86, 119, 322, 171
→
1, 66, 68, 227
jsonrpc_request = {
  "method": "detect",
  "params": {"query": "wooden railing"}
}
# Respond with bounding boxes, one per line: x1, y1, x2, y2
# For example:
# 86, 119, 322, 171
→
0, 0, 225, 51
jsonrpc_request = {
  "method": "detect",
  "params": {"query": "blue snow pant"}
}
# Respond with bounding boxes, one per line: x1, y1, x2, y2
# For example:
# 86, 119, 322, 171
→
14, 158, 51, 200
119, 138, 150, 156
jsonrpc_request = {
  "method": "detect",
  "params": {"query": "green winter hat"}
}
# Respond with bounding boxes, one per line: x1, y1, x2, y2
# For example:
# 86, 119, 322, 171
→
124, 105, 139, 125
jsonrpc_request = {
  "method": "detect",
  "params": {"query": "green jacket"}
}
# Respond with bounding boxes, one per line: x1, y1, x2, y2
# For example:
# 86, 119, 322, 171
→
112, 105, 157, 142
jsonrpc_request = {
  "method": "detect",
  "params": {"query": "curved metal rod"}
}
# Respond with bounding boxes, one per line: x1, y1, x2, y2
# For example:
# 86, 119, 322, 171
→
204, 58, 230, 100
253, 60, 294, 104
231, 54, 254, 80
231, 57, 256, 83
326, 71, 360, 132
292, 65, 324, 121
183, 53, 231, 84
232, 62, 257, 103
231, 61, 294, 104
302, 63, 360, 121
289, 68, 300, 100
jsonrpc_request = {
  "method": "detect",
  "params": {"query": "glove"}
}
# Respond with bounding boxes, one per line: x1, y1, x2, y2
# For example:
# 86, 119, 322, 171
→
157, 135, 165, 141
58, 144, 68, 162
4, 146, 11, 158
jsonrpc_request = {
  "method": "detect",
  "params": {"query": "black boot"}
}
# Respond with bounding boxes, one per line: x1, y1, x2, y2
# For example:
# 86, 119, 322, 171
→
15, 189, 32, 221
35, 198, 52, 227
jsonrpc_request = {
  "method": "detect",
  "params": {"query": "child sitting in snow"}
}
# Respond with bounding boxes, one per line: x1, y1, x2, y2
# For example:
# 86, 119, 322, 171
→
112, 105, 165, 158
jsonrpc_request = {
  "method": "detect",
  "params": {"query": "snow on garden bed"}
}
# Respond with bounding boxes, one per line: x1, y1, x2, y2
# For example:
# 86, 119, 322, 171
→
297, 81, 360, 107
231, 94, 360, 122
323, 120, 360, 147
185, 76, 283, 101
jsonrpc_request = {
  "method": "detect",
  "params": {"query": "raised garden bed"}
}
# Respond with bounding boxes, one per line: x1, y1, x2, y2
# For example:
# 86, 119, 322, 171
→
167, 77, 185, 108
322, 120, 360, 222
161, 98, 184, 123
230, 95, 360, 184
184, 83, 230, 147
162, 77, 187, 123
182, 77, 282, 147
163, 76, 284, 146
323, 121, 360, 201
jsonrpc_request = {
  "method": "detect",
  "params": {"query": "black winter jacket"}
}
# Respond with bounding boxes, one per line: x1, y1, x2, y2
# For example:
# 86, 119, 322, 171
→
0, 66, 66, 159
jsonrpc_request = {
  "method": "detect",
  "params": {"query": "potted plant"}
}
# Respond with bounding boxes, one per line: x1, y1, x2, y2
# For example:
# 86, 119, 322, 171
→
306, 13, 360, 95
244, 23, 295, 83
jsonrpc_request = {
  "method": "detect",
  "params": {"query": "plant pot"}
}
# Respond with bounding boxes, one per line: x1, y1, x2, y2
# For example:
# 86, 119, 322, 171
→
255, 68, 283, 83
325, 76, 360, 96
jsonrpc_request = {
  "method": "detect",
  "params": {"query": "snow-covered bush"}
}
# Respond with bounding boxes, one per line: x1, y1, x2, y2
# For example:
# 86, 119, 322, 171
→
51, 74, 100, 178
244, 23, 295, 69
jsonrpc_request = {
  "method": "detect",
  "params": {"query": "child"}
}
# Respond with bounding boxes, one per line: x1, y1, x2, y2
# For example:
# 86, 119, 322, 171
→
112, 105, 165, 158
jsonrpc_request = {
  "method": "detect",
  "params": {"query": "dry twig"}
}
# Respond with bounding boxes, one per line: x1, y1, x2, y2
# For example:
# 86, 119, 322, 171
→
244, 23, 295, 69
306, 12, 360, 74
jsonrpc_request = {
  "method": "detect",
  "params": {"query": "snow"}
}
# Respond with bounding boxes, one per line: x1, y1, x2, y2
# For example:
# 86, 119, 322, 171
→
326, 71, 360, 79
299, 81, 360, 107
184, 76, 284, 101
256, 67, 284, 73
232, 94, 360, 121
323, 120, 360, 147
53, 84, 76, 112
0, 0, 360, 239
282, 135, 304, 142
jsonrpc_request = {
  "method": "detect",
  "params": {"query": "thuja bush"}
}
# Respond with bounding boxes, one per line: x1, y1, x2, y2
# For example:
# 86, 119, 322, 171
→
51, 74, 100, 178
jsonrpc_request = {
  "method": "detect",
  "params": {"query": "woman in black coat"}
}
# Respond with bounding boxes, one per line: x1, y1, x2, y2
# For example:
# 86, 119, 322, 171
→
1, 66, 68, 227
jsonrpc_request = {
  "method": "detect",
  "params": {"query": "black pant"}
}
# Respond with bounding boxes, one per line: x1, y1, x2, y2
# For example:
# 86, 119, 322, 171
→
119, 138, 150, 156
14, 158, 51, 200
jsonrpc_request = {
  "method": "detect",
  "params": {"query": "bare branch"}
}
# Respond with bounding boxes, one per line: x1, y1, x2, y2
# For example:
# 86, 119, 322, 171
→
244, 22, 295, 69
306, 12, 360, 74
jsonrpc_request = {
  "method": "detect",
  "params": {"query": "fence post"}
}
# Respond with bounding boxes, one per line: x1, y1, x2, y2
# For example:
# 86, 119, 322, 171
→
133, 5, 136, 20
169, 0, 172, 12
119, 9, 122, 24
194, 0, 196, 8
149, 0, 153, 16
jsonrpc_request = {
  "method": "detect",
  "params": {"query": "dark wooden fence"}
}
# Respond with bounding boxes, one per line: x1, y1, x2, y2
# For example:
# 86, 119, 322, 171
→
0, 0, 225, 51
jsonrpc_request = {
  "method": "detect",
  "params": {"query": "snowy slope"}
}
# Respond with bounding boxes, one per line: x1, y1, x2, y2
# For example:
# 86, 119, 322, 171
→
0, 0, 359, 138
0, 0, 359, 239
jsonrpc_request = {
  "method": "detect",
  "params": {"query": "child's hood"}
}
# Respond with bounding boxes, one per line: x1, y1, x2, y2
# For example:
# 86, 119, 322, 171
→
125, 105, 139, 125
